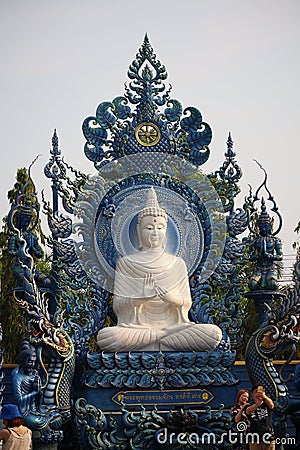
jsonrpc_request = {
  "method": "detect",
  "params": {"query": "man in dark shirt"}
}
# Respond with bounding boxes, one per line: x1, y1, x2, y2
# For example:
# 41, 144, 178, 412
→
246, 384, 275, 450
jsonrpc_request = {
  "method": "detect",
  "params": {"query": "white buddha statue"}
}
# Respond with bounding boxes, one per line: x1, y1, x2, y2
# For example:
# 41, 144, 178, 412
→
97, 188, 222, 352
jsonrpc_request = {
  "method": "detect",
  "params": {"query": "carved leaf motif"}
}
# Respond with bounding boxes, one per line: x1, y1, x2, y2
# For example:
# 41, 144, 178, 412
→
115, 353, 129, 370
221, 351, 237, 367
187, 128, 212, 150
82, 117, 108, 146
180, 107, 203, 132
180, 353, 197, 368
96, 102, 116, 128
164, 99, 182, 122
194, 353, 210, 366
112, 96, 131, 120
101, 353, 115, 370
168, 373, 187, 387
138, 374, 154, 388
197, 373, 214, 385
141, 353, 157, 369
111, 374, 127, 387
128, 353, 143, 370
226, 207, 249, 236
182, 373, 199, 385
124, 374, 140, 388
83, 143, 104, 163
164, 353, 182, 368
190, 146, 211, 166
213, 372, 226, 386
207, 352, 223, 365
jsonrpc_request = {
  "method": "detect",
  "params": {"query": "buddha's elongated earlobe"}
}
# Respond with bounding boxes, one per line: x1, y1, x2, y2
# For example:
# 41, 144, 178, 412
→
161, 233, 167, 249
137, 224, 143, 249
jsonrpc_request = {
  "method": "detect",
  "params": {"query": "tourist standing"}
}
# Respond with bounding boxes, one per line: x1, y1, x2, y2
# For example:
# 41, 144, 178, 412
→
246, 385, 275, 450
0, 404, 32, 449
231, 389, 250, 449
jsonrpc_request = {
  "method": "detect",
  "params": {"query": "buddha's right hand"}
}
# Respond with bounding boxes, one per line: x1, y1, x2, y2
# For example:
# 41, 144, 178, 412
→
143, 273, 158, 298
33, 375, 41, 392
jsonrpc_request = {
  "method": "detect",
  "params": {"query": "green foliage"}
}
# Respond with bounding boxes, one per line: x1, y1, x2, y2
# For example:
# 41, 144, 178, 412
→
0, 169, 29, 362
236, 251, 256, 360
0, 220, 25, 363
7, 168, 29, 204
0, 168, 49, 363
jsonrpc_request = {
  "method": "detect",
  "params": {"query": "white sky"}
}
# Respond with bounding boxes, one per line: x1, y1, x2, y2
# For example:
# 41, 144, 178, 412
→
0, 0, 299, 269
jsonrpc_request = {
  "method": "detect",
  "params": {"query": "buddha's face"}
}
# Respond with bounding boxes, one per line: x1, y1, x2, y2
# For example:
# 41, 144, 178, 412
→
138, 215, 167, 250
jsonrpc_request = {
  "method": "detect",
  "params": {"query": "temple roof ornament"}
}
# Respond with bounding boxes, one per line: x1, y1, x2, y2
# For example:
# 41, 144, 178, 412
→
82, 34, 212, 169
44, 129, 67, 182
208, 132, 243, 213
251, 160, 282, 236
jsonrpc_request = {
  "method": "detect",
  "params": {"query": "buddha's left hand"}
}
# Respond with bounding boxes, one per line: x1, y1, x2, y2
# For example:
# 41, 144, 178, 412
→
155, 285, 183, 306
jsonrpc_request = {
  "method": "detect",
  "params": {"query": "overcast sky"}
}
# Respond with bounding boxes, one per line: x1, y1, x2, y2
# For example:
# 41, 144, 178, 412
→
0, 0, 299, 272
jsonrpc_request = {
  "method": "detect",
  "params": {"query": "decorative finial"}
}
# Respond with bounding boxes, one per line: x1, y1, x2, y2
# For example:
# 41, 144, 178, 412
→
82, 36, 212, 168
225, 132, 235, 158
28, 154, 41, 181
252, 160, 282, 236
51, 129, 60, 156
44, 130, 66, 181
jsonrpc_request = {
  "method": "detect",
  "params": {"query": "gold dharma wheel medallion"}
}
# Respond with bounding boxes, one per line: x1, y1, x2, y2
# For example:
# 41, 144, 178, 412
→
135, 122, 161, 147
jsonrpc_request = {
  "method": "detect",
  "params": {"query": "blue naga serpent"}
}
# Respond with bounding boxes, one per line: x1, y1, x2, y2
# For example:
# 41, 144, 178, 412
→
12, 229, 75, 427
245, 258, 300, 435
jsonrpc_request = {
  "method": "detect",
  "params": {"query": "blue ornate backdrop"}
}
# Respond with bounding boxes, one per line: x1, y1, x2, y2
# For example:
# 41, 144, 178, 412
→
1, 35, 300, 450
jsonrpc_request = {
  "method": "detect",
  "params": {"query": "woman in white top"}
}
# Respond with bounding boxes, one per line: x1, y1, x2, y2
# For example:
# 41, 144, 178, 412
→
0, 404, 31, 450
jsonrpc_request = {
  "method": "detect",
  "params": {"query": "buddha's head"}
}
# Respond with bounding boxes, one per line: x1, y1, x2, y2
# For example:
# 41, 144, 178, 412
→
137, 188, 168, 251
18, 341, 37, 374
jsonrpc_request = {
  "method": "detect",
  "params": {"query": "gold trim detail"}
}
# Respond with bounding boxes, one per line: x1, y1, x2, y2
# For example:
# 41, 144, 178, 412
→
135, 122, 161, 147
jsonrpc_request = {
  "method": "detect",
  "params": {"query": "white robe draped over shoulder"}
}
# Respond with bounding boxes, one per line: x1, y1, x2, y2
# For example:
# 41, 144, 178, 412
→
97, 252, 222, 352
